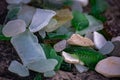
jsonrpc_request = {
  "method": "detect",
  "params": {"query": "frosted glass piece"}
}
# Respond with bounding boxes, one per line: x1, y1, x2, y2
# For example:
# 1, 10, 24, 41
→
29, 9, 56, 32
11, 30, 46, 65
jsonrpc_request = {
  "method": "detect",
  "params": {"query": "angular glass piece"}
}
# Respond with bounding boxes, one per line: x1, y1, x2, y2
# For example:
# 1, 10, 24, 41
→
6, 0, 22, 4
17, 5, 36, 26
38, 29, 46, 38
11, 30, 46, 65
71, 0, 83, 12
85, 32, 93, 41
93, 31, 107, 49
53, 9, 73, 31
8, 60, 29, 77
77, 14, 103, 35
22, 0, 31, 4
27, 59, 58, 73
29, 9, 56, 32
45, 19, 58, 32
6, 0, 31, 4
99, 41, 114, 55
75, 64, 88, 73
44, 70, 56, 77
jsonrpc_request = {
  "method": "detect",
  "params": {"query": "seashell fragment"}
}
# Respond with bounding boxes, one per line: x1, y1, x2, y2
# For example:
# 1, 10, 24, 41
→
54, 40, 67, 52
93, 31, 107, 49
95, 56, 120, 78
74, 64, 88, 73
29, 9, 56, 32
2, 19, 26, 37
17, 5, 36, 26
67, 34, 94, 46
99, 41, 114, 55
27, 59, 58, 73
11, 30, 46, 65
8, 60, 29, 77
62, 51, 80, 64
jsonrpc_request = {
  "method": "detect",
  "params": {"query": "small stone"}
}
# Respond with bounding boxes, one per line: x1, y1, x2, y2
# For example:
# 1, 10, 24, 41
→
54, 40, 67, 52
2, 19, 26, 37
93, 31, 107, 49
62, 51, 80, 64
8, 60, 29, 77
74, 64, 88, 73
95, 56, 120, 78
110, 41, 120, 57
29, 9, 56, 32
27, 59, 58, 73
99, 41, 114, 55
111, 36, 120, 42
67, 34, 94, 46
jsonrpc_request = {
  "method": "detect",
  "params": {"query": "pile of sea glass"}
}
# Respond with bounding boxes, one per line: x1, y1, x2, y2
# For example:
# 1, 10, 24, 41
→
1, 0, 120, 78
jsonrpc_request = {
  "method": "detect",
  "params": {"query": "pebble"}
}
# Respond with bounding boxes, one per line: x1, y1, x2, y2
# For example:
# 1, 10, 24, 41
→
2, 19, 26, 37
67, 34, 94, 46
95, 56, 120, 78
54, 40, 67, 52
